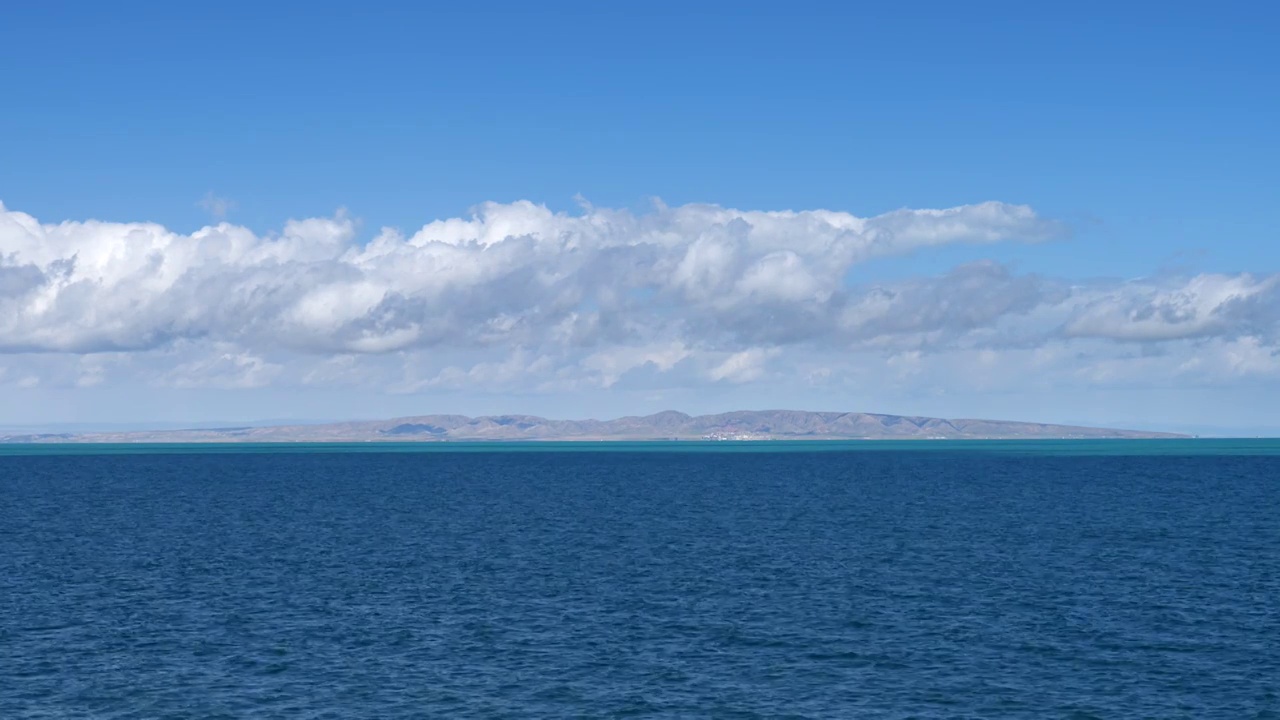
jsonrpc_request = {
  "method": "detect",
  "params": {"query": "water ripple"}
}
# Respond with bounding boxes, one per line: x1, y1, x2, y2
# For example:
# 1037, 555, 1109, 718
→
1, 451, 1277, 718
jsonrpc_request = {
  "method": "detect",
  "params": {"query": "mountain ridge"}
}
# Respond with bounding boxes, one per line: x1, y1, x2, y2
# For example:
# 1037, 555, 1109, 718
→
0, 410, 1187, 443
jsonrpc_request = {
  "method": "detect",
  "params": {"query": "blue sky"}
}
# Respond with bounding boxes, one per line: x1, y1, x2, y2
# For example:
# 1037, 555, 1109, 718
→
1, 1, 1278, 433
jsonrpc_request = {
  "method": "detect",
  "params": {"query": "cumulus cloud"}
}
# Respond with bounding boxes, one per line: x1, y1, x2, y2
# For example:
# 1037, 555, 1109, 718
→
581, 342, 692, 388
838, 262, 1071, 345
0, 198, 1276, 395
0, 198, 1055, 356
1063, 273, 1279, 342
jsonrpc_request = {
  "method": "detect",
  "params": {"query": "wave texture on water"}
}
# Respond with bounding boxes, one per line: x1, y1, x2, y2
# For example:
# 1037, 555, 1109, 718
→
2, 450, 1278, 717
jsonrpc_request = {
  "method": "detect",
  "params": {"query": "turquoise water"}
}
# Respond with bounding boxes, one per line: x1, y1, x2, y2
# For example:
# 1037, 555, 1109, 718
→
2, 445, 1278, 717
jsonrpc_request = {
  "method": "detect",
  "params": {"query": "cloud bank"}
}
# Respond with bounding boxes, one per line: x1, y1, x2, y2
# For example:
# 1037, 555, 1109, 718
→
0, 199, 1276, 395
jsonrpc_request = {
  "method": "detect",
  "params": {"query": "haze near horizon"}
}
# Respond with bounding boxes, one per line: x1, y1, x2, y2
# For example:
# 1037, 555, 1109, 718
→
1, 2, 1277, 435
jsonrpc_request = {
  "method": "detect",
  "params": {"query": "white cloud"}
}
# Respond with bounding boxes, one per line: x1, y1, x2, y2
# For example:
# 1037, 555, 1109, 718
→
581, 342, 692, 388
75, 354, 124, 388
708, 348, 780, 383
1063, 273, 1279, 342
396, 348, 559, 394
0, 198, 1054, 356
162, 347, 282, 389
1, 198, 1277, 399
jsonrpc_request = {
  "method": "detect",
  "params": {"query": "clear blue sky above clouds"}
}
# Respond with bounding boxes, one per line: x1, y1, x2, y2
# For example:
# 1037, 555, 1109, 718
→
1, 1, 1277, 433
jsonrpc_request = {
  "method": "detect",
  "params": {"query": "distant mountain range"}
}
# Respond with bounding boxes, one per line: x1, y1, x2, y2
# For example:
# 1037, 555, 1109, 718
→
0, 410, 1186, 443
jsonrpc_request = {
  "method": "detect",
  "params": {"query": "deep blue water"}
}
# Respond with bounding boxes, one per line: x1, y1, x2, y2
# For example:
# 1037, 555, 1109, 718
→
2, 446, 1278, 718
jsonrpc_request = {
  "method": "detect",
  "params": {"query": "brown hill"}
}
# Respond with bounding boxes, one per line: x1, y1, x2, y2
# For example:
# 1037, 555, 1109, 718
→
2, 410, 1186, 443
